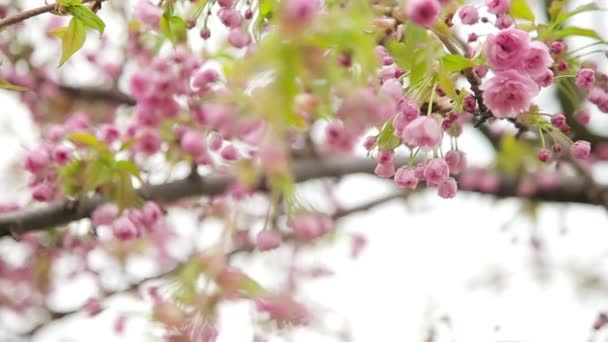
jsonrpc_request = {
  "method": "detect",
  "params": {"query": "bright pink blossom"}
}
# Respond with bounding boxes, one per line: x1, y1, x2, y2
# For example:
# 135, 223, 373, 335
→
523, 41, 553, 78
484, 28, 530, 71
486, 0, 510, 14
570, 140, 591, 160
407, 0, 441, 27
458, 5, 478, 25
576, 68, 595, 89
480, 70, 539, 118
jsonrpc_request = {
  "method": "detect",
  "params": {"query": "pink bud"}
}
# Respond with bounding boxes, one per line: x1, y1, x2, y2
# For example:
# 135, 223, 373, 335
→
52, 146, 72, 165
437, 177, 457, 199
537, 148, 551, 163
84, 298, 102, 316
24, 148, 50, 174
181, 130, 206, 157
92, 204, 119, 226
220, 144, 239, 161
394, 167, 418, 189
424, 158, 450, 186
112, 217, 140, 241
576, 68, 595, 89
256, 230, 282, 251
458, 5, 478, 25
570, 140, 591, 160
374, 162, 395, 178
32, 183, 55, 202
228, 28, 251, 48
444, 150, 467, 175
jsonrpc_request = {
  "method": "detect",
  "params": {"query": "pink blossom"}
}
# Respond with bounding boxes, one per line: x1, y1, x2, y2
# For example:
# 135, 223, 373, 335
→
537, 149, 551, 163
192, 68, 219, 90
407, 0, 441, 27
576, 68, 595, 89
401, 116, 443, 150
32, 183, 55, 202
458, 5, 478, 25
52, 146, 72, 165
255, 295, 309, 326
570, 140, 591, 160
208, 132, 224, 151
24, 148, 50, 174
256, 230, 282, 251
550, 41, 566, 54
437, 178, 457, 199
219, 8, 243, 28
220, 144, 239, 161
112, 217, 140, 241
133, 0, 162, 29
380, 79, 403, 101
181, 130, 206, 157
394, 167, 419, 189
496, 14, 513, 29
535, 69, 554, 87
480, 70, 539, 118
228, 28, 251, 48
142, 202, 163, 227
484, 28, 530, 71
288, 214, 333, 240
283, 0, 321, 24
486, 0, 510, 14
92, 204, 119, 226
575, 109, 591, 125
374, 162, 395, 178
84, 298, 102, 316
424, 158, 450, 186
444, 150, 467, 175
523, 41, 553, 78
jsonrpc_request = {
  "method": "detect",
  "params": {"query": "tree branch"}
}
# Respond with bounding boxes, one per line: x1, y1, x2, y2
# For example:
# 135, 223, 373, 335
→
0, 0, 103, 31
0, 156, 605, 238
59, 85, 136, 106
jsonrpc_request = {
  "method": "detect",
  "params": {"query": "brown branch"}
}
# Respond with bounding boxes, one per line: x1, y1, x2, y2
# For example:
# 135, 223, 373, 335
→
59, 85, 136, 106
0, 156, 605, 238
0, 0, 103, 31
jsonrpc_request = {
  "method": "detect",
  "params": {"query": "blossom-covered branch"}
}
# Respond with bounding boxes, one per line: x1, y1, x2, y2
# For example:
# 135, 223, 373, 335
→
1, 155, 604, 238
0, 0, 102, 30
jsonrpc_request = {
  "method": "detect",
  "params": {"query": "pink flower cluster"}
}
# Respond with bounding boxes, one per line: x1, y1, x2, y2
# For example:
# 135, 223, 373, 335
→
481, 28, 554, 118
92, 201, 164, 241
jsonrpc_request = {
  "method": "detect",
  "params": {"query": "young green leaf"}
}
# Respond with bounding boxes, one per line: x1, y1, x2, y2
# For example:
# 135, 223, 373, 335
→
67, 132, 101, 148
553, 2, 600, 26
57, 0, 83, 6
555, 26, 604, 41
441, 54, 476, 73
55, 17, 87, 66
509, 0, 535, 21
69, 5, 105, 35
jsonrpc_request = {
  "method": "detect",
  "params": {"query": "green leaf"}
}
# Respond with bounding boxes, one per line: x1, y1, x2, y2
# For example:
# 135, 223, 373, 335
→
0, 78, 27, 91
55, 17, 87, 66
554, 26, 604, 41
437, 65, 457, 100
509, 0, 535, 21
239, 274, 267, 298
376, 122, 400, 151
57, 0, 83, 6
69, 5, 105, 35
442, 54, 476, 73
115, 160, 142, 181
68, 132, 101, 148
113, 171, 136, 210
83, 160, 113, 192
553, 2, 600, 26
